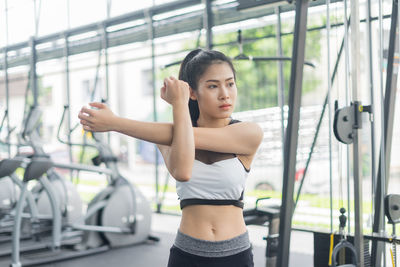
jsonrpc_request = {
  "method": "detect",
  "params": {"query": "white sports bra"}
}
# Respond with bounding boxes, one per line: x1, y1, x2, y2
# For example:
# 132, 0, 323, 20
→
176, 156, 249, 209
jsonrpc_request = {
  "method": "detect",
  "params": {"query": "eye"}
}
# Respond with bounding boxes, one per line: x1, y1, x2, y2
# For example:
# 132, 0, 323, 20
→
228, 82, 235, 87
208, 84, 218, 89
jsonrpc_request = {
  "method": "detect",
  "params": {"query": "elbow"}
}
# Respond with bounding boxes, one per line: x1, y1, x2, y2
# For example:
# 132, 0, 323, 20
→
172, 170, 191, 182
171, 157, 193, 182
252, 124, 264, 148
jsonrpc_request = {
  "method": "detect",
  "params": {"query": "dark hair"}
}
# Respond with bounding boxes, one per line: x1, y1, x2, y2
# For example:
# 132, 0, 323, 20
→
178, 49, 236, 126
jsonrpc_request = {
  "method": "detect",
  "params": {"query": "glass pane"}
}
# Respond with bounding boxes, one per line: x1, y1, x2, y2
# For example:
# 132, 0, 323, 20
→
69, 0, 106, 28
6, 0, 35, 44
37, 0, 68, 36
107, 0, 151, 18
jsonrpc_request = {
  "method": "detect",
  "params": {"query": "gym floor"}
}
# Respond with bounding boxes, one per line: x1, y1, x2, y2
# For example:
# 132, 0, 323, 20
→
0, 213, 313, 267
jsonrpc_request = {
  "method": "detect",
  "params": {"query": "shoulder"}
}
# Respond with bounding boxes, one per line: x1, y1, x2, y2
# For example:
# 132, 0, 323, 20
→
229, 120, 263, 141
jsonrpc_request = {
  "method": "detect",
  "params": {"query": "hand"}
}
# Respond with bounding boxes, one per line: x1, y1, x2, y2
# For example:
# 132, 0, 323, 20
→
78, 102, 117, 132
160, 76, 190, 106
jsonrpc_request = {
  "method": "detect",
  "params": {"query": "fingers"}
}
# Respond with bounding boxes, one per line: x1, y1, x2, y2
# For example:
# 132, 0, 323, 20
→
89, 102, 106, 109
80, 116, 97, 131
82, 125, 92, 131
80, 118, 93, 126
78, 111, 93, 124
163, 76, 177, 87
80, 106, 95, 116
78, 104, 100, 132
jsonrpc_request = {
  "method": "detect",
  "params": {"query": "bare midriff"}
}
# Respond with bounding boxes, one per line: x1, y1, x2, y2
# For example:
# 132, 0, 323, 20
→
179, 205, 247, 241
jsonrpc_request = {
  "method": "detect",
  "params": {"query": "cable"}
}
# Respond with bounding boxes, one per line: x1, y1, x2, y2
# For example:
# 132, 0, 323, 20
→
326, 0, 334, 233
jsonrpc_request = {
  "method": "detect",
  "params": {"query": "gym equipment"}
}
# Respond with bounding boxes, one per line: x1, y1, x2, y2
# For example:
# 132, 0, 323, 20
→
7, 105, 156, 266
385, 194, 399, 267
57, 104, 154, 248
11, 156, 60, 267
330, 208, 358, 267
0, 110, 19, 218
233, 29, 316, 67
0, 155, 82, 258
243, 197, 280, 267
333, 100, 373, 266
0, 133, 57, 244
0, 158, 21, 216
0, 158, 24, 236
385, 195, 400, 225
20, 106, 84, 227
333, 102, 372, 145
0, 110, 59, 245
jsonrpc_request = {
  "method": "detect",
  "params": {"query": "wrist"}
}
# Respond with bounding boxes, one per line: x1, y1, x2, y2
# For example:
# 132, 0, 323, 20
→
172, 101, 189, 110
112, 116, 123, 132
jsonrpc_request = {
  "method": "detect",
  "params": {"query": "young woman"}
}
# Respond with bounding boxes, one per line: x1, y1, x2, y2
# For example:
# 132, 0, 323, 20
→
78, 49, 263, 267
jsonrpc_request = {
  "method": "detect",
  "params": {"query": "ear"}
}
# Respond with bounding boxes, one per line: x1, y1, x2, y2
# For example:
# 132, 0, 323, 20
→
189, 87, 197, 101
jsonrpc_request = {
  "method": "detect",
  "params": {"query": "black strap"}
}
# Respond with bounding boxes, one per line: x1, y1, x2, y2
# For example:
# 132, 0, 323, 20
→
180, 199, 244, 209
183, 119, 245, 210
229, 119, 241, 125
239, 190, 244, 200
194, 118, 241, 127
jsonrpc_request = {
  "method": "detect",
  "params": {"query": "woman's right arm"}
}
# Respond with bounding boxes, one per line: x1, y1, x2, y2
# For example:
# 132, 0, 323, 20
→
79, 104, 263, 156
78, 77, 194, 181
78, 103, 174, 145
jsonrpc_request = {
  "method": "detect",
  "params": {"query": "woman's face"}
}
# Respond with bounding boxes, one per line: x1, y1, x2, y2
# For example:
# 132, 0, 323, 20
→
191, 62, 237, 121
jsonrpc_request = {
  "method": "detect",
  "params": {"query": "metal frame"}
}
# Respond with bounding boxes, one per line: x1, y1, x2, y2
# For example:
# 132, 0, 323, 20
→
203, 0, 213, 50
1, 1, 398, 265
293, 32, 346, 211
0, 0, 343, 71
28, 37, 38, 107
366, 0, 377, 232
144, 8, 161, 213
349, 0, 364, 265
275, 6, 285, 163
371, 0, 399, 264
277, 1, 309, 266
63, 33, 74, 176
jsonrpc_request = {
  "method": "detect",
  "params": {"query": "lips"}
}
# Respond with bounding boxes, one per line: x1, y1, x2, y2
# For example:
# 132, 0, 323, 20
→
219, 104, 231, 108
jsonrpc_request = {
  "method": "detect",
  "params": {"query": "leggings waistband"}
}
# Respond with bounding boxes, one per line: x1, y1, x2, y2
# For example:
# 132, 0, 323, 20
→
173, 230, 251, 258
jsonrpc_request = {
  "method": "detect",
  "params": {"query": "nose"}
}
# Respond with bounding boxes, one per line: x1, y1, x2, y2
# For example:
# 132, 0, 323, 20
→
219, 85, 230, 100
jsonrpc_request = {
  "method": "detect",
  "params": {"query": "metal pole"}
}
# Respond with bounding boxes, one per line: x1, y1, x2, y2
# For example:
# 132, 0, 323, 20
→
267, 216, 280, 267
203, 0, 213, 50
372, 0, 399, 265
381, 0, 399, 219
34, 0, 38, 37
294, 22, 348, 211
277, 1, 309, 266
29, 37, 38, 108
107, 0, 111, 18
326, 0, 334, 233
146, 7, 160, 213
4, 50, 10, 157
33, 0, 41, 37
67, 0, 71, 29
102, 25, 111, 145
378, 0, 387, 244
343, 0, 351, 235
350, 0, 364, 265
64, 35, 73, 169
105, 1, 111, 145
366, 0, 377, 234
4, 0, 10, 157
64, 0, 73, 168
275, 6, 285, 165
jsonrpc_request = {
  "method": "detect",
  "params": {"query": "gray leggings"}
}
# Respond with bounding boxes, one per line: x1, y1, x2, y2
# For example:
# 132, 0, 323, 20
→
167, 231, 254, 267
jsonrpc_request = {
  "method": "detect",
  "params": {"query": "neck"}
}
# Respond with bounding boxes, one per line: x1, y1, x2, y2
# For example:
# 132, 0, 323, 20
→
196, 116, 231, 128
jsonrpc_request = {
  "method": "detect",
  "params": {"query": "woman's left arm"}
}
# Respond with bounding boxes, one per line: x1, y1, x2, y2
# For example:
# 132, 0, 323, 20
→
193, 122, 263, 156
158, 77, 194, 181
